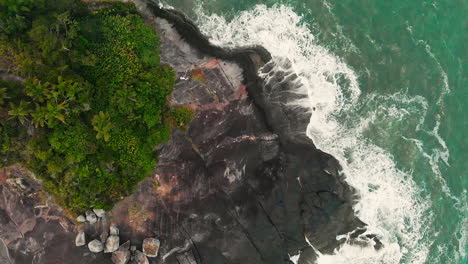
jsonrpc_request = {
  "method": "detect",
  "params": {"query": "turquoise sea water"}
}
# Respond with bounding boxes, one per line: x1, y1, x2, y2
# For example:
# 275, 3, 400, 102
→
160, 0, 467, 263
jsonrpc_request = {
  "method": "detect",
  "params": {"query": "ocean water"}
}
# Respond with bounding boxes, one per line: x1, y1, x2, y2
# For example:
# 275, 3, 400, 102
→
159, 0, 467, 263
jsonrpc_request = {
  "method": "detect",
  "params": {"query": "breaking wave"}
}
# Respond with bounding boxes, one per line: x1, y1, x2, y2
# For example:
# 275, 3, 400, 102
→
193, 4, 436, 263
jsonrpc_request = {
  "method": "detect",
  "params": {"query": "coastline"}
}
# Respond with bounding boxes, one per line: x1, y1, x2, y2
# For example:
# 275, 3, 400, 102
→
139, 0, 374, 258
0, 1, 382, 263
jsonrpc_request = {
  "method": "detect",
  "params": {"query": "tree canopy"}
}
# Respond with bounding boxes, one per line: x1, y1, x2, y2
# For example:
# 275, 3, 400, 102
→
0, 0, 191, 214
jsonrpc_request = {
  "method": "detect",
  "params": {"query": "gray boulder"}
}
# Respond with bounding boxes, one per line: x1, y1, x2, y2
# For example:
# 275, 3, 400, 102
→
88, 239, 103, 253
142, 238, 160, 257
104, 235, 120, 253
110, 225, 119, 236
76, 215, 86, 223
85, 211, 97, 224
131, 250, 148, 264
111, 241, 131, 264
75, 231, 85, 247
93, 208, 106, 218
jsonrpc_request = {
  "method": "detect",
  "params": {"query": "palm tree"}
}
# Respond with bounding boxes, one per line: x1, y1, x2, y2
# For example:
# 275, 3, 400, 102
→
7, 101, 31, 125
92, 111, 113, 142
45, 101, 66, 126
30, 104, 48, 128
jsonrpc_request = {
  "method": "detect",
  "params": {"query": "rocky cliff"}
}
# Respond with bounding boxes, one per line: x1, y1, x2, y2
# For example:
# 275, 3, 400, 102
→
0, 2, 382, 263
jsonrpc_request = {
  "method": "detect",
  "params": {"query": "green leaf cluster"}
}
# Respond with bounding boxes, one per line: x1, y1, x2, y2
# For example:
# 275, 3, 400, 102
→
0, 0, 186, 214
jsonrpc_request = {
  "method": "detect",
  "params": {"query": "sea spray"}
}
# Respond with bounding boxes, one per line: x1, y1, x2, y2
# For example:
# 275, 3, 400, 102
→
193, 4, 435, 263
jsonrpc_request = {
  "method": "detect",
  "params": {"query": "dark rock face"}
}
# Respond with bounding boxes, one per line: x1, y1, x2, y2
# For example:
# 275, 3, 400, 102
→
0, 166, 112, 264
109, 2, 367, 263
0, 3, 375, 264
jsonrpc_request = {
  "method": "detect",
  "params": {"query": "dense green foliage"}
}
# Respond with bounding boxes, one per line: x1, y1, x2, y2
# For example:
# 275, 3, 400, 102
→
0, 0, 187, 213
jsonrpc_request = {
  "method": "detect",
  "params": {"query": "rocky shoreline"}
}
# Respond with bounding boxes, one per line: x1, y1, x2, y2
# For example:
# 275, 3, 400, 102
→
0, 1, 383, 263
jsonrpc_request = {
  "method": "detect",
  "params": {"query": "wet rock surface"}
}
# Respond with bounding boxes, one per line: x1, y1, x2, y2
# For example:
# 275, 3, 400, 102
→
0, 2, 378, 264
111, 2, 368, 263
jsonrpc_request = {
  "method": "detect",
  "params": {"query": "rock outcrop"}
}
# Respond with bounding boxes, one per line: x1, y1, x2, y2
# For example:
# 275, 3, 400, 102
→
0, 166, 111, 263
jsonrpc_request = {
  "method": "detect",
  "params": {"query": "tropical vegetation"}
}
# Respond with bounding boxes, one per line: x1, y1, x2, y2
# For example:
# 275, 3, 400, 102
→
0, 0, 190, 213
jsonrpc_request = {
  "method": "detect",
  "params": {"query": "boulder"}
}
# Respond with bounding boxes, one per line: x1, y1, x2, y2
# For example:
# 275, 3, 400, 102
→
132, 250, 148, 264
110, 225, 119, 236
104, 235, 120, 253
75, 231, 86, 247
142, 238, 160, 257
85, 211, 97, 224
93, 208, 106, 218
88, 239, 103, 253
111, 241, 131, 264
76, 215, 86, 222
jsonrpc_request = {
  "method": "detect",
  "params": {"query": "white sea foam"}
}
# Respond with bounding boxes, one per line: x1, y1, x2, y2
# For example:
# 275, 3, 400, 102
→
193, 4, 434, 263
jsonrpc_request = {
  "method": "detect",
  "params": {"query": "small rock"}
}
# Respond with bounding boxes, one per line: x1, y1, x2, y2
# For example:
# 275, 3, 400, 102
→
76, 215, 86, 223
93, 208, 106, 218
104, 235, 120, 253
132, 250, 148, 264
142, 238, 160, 257
110, 225, 119, 236
75, 231, 85, 247
86, 210, 97, 224
130, 246, 136, 252
88, 239, 103, 253
111, 241, 131, 264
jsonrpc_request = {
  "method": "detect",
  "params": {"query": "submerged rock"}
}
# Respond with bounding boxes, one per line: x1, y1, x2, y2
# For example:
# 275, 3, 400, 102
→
88, 239, 103, 253
85, 211, 97, 224
104, 235, 120, 253
142, 238, 160, 257
75, 231, 85, 247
